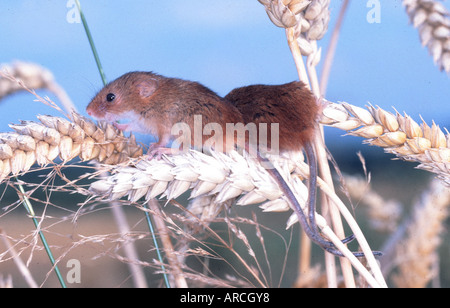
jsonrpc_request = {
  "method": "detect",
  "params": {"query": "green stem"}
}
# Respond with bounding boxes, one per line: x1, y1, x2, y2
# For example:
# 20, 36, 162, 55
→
75, 0, 170, 288
74, 0, 107, 86
143, 205, 171, 288
17, 182, 66, 288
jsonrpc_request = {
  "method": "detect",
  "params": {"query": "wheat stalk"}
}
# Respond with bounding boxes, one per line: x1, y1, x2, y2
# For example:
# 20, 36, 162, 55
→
403, 0, 450, 72
322, 101, 450, 186
263, 0, 358, 287
258, 0, 362, 288
258, 0, 328, 88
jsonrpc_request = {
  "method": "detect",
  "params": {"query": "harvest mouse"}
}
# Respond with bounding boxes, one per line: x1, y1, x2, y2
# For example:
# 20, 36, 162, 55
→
86, 71, 373, 257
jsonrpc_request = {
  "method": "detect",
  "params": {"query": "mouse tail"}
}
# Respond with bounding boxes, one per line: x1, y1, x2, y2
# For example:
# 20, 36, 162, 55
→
304, 142, 318, 234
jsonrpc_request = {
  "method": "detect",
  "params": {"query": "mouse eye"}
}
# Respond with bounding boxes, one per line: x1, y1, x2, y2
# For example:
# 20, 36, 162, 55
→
106, 93, 116, 102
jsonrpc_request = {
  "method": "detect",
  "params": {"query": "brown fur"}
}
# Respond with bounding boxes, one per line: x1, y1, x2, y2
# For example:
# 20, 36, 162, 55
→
224, 81, 318, 152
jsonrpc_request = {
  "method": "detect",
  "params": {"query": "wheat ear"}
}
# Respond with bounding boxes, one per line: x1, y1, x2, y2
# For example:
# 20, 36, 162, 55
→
391, 179, 450, 287
322, 101, 450, 186
0, 112, 142, 182
0, 61, 76, 113
403, 0, 450, 72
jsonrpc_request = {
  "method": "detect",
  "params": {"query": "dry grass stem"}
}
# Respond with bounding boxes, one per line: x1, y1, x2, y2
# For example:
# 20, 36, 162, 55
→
147, 199, 188, 288
0, 229, 38, 288
320, 0, 349, 96
308, 170, 387, 287
0, 274, 13, 288
403, 0, 450, 72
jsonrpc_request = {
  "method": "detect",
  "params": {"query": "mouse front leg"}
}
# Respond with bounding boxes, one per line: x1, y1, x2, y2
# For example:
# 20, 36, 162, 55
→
147, 144, 180, 160
147, 132, 180, 160
114, 122, 130, 131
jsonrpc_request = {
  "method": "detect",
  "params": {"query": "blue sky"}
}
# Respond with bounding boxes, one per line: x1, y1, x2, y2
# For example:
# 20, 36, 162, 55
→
0, 0, 449, 145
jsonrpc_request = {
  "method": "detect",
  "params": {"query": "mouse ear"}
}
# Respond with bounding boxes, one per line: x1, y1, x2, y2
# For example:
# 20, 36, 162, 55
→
138, 79, 158, 97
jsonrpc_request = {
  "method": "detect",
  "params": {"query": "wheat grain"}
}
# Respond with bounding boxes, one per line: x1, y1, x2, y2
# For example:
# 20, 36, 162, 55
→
258, 0, 329, 56
403, 0, 450, 72
257, 0, 330, 40
321, 100, 450, 185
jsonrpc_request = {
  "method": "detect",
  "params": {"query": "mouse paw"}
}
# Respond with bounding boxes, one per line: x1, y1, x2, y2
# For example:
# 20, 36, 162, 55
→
113, 122, 129, 131
146, 144, 179, 160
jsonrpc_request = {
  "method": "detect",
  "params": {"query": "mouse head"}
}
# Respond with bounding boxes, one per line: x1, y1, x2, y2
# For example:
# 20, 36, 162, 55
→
86, 72, 159, 123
